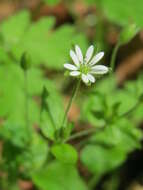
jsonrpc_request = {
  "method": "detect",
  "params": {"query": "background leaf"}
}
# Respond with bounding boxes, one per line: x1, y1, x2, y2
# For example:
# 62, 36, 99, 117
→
51, 143, 78, 164
32, 161, 88, 190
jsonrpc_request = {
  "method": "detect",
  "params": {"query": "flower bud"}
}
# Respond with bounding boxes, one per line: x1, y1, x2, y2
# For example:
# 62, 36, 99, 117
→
20, 52, 31, 71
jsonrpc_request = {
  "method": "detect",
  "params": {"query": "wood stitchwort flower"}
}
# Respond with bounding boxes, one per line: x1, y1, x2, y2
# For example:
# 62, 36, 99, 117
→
64, 45, 109, 84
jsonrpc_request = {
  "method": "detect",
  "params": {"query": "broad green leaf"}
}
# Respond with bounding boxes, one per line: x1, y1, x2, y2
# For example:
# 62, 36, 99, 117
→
119, 24, 139, 45
40, 84, 64, 141
22, 132, 49, 171
0, 11, 87, 70
17, 21, 87, 69
81, 119, 142, 175
0, 123, 29, 148
101, 0, 143, 27
81, 144, 126, 174
90, 119, 142, 151
51, 143, 78, 164
1, 130, 48, 177
0, 63, 39, 126
32, 161, 88, 190
1, 11, 30, 46
0, 61, 63, 141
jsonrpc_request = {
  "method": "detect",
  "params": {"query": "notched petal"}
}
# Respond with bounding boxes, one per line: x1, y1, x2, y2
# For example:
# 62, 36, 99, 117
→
85, 45, 94, 63
70, 50, 80, 67
64, 63, 78, 70
91, 65, 108, 74
75, 45, 83, 63
82, 74, 89, 83
70, 71, 81, 76
90, 52, 104, 66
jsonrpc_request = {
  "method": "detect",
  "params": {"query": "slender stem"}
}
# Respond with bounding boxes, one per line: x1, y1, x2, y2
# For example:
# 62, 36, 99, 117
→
110, 41, 120, 71
24, 71, 29, 132
61, 79, 81, 129
65, 128, 97, 142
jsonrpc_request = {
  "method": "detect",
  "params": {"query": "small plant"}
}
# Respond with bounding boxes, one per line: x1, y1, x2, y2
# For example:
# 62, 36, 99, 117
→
0, 2, 143, 190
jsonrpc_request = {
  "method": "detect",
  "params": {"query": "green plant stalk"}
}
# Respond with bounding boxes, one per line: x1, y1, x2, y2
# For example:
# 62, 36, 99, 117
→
61, 79, 81, 129
24, 71, 30, 134
110, 41, 120, 71
65, 128, 97, 142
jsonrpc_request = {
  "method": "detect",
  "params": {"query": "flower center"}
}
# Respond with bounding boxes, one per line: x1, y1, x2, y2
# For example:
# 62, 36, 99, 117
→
79, 64, 90, 75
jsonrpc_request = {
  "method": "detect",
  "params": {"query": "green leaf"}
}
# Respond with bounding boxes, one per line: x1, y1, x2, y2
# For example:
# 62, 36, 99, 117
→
101, 0, 143, 27
0, 11, 87, 70
32, 161, 88, 190
22, 132, 49, 171
51, 143, 78, 164
0, 123, 29, 148
0, 61, 63, 142
1, 11, 30, 46
40, 84, 64, 141
119, 24, 139, 45
81, 119, 142, 175
81, 144, 126, 175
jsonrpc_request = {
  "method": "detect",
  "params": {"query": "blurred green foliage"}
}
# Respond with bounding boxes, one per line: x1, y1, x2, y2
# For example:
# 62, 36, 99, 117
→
32, 161, 88, 190
86, 0, 143, 27
0, 1, 143, 190
0, 11, 87, 70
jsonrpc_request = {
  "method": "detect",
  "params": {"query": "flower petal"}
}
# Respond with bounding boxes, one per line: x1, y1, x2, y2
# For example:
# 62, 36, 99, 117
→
85, 45, 94, 63
87, 74, 96, 83
75, 45, 83, 63
70, 50, 80, 67
89, 52, 104, 66
70, 71, 81, 76
91, 65, 108, 74
64, 63, 78, 70
82, 74, 89, 84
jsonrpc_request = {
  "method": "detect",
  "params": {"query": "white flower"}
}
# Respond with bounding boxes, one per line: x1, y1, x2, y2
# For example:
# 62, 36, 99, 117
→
64, 45, 109, 84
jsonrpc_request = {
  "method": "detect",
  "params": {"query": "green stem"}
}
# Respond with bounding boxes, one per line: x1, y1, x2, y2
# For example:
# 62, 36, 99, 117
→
65, 128, 97, 142
110, 41, 120, 71
24, 71, 29, 131
61, 79, 81, 129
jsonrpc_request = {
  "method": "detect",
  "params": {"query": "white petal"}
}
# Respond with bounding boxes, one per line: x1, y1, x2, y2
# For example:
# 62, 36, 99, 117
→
64, 63, 78, 71
89, 52, 104, 66
85, 45, 94, 63
91, 65, 108, 74
70, 71, 81, 76
70, 50, 80, 67
82, 74, 89, 84
75, 45, 83, 63
87, 74, 96, 83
